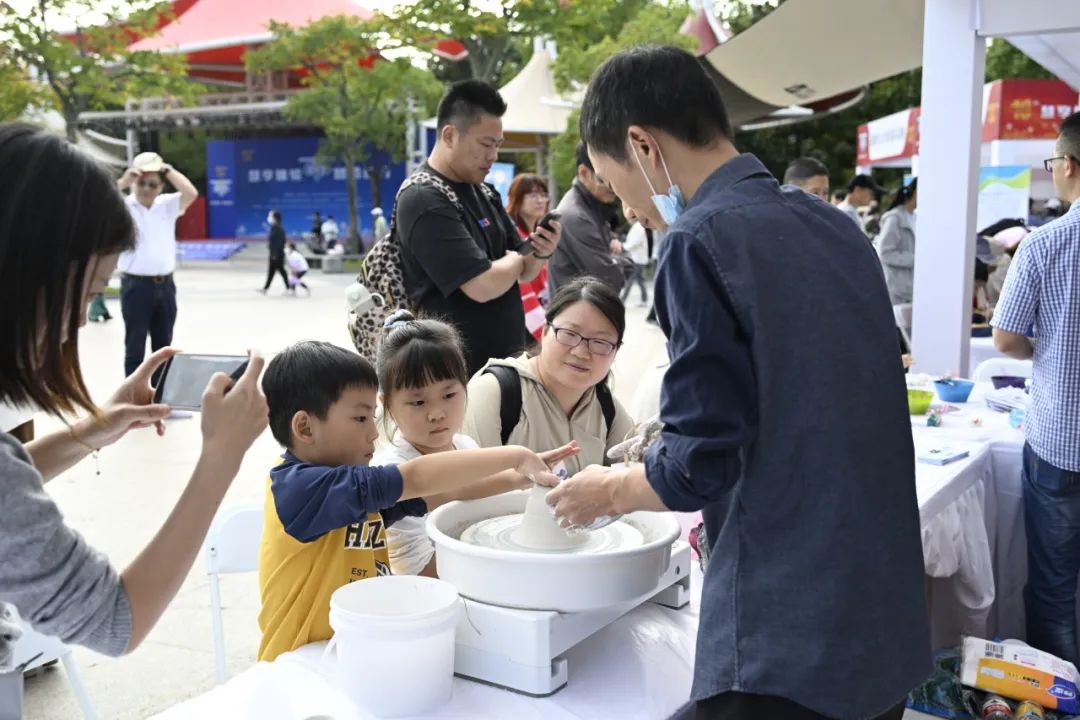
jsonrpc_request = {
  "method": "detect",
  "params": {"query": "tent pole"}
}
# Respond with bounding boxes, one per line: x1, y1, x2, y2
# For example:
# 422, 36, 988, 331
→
911, 0, 986, 376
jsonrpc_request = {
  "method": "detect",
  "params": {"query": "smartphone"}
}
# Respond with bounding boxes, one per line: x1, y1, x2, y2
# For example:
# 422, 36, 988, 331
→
153, 354, 249, 411
534, 211, 561, 233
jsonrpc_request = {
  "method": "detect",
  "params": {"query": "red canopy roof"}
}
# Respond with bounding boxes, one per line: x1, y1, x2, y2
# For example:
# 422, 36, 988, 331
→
128, 0, 374, 85
131, 0, 373, 55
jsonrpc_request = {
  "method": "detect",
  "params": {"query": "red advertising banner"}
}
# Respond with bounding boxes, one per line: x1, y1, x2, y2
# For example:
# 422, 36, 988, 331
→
993, 79, 1080, 140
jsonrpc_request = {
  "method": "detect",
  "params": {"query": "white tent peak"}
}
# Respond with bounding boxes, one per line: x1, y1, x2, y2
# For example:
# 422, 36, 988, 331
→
496, 49, 573, 135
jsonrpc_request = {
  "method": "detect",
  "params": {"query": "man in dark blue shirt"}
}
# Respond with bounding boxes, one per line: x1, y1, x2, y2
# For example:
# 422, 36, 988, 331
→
547, 46, 931, 720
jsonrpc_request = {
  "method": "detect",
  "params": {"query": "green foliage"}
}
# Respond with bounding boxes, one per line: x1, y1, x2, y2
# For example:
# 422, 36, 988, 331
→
985, 39, 1055, 81
247, 15, 440, 248
550, 1, 695, 93
385, 0, 557, 85
0, 0, 191, 139
737, 70, 922, 188
0, 61, 46, 120
548, 0, 695, 195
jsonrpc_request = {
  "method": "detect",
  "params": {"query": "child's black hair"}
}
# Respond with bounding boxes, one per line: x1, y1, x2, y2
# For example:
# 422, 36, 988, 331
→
263, 341, 378, 447
377, 311, 469, 410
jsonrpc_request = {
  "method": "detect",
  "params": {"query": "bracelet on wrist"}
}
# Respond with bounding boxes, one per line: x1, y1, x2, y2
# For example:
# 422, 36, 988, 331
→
534, 252, 553, 260
66, 422, 102, 476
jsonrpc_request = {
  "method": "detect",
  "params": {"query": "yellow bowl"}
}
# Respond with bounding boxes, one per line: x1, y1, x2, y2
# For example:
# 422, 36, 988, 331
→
908, 388, 934, 415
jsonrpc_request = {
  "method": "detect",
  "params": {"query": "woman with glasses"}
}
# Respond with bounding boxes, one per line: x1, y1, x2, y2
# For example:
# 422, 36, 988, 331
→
463, 277, 635, 473
506, 173, 553, 341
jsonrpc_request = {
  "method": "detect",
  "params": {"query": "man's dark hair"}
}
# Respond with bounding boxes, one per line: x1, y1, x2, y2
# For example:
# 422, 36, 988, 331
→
832, 190, 847, 202
0, 123, 136, 417
575, 142, 593, 172
783, 157, 830, 186
436, 80, 507, 133
579, 45, 732, 163
263, 341, 378, 447
271, 210, 282, 223
1060, 111, 1080, 162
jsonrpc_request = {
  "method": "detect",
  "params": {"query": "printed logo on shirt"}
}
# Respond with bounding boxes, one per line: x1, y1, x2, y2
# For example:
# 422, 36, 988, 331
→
343, 517, 386, 550
478, 218, 492, 228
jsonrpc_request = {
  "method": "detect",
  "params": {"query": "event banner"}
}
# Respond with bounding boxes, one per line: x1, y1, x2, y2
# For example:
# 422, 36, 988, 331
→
976, 165, 1031, 232
206, 137, 405, 239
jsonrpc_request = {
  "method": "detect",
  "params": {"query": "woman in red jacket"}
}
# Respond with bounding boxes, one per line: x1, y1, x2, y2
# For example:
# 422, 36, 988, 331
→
506, 173, 551, 341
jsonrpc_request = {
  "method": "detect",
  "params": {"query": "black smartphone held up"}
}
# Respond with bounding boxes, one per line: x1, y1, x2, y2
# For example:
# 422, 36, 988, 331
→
153, 354, 249, 411
534, 211, 561, 233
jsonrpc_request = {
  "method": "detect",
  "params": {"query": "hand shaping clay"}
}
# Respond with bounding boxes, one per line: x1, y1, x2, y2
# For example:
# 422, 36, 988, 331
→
511, 485, 588, 550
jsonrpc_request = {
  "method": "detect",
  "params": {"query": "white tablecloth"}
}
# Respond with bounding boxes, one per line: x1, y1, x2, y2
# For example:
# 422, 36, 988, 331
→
153, 570, 703, 720
910, 382, 1025, 645
970, 336, 1005, 371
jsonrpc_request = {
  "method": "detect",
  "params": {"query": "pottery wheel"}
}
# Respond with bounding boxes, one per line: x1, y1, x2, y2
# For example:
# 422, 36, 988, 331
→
460, 486, 644, 554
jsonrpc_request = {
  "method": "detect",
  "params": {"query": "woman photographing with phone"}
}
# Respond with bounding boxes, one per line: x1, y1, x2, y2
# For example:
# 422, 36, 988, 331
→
506, 173, 555, 341
0, 124, 269, 661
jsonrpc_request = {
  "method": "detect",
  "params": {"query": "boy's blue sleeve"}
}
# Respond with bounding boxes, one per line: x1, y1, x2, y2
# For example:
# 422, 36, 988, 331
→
382, 498, 429, 529
270, 461, 411, 542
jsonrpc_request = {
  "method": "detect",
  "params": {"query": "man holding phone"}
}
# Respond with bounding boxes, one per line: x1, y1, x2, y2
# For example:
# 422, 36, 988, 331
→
116, 152, 199, 378
396, 80, 561, 375
548, 143, 624, 295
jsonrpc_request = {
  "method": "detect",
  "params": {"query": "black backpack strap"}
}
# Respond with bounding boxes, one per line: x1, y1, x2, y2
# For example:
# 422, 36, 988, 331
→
483, 365, 522, 446
595, 381, 616, 436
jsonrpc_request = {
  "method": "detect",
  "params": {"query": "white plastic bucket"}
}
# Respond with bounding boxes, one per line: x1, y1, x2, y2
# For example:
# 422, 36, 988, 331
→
326, 576, 461, 717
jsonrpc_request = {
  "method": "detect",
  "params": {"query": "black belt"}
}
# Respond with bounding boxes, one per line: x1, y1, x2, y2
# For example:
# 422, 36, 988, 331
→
123, 273, 173, 283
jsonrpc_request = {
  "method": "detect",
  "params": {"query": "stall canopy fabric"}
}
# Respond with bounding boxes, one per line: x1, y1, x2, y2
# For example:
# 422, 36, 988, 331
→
702, 0, 926, 127
422, 49, 573, 147
1007, 35, 1080, 91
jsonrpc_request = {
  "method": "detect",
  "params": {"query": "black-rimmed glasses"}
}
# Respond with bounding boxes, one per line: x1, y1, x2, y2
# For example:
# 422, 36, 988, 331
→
549, 325, 619, 356
1043, 156, 1076, 172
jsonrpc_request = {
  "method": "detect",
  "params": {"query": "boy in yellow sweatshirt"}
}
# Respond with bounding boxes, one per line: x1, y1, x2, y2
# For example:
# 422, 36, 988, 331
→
258, 341, 557, 661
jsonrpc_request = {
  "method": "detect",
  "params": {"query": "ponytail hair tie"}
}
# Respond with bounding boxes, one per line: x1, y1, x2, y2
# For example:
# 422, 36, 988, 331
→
383, 308, 416, 331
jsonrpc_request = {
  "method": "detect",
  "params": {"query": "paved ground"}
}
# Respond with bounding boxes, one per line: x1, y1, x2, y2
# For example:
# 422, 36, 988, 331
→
21, 261, 668, 720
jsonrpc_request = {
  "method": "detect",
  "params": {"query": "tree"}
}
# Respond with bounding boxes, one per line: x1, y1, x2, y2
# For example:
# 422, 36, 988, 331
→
385, 0, 561, 86
986, 39, 1055, 82
0, 0, 190, 140
548, 0, 697, 194
247, 15, 441, 252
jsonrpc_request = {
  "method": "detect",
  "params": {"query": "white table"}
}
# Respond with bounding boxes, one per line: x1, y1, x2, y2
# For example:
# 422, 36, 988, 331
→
909, 382, 1026, 646
970, 336, 1005, 371
153, 570, 703, 720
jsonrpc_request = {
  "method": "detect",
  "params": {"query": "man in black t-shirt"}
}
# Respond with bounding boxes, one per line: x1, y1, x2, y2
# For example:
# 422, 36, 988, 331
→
396, 80, 562, 375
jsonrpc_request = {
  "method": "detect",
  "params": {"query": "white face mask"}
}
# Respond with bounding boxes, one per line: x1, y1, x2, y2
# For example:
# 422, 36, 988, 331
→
632, 140, 686, 226
267, 213, 274, 225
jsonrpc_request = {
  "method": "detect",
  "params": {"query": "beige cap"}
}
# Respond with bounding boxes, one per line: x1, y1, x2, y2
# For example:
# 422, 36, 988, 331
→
132, 151, 165, 173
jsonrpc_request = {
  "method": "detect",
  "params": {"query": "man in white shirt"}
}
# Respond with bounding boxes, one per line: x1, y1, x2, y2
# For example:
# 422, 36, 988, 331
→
837, 174, 882, 232
116, 152, 198, 377
320, 214, 340, 249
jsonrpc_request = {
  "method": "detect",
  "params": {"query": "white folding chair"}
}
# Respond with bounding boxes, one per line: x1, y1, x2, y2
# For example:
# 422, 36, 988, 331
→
12, 620, 97, 719
204, 503, 264, 685
893, 303, 913, 351
972, 358, 1034, 383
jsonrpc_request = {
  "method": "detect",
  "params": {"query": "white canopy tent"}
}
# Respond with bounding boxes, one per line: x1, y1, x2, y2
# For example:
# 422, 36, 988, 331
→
417, 45, 573, 197
913, 0, 1080, 376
